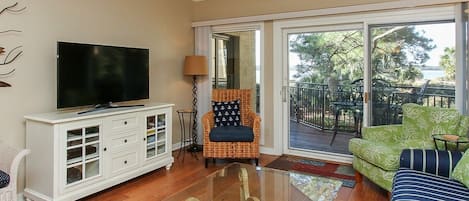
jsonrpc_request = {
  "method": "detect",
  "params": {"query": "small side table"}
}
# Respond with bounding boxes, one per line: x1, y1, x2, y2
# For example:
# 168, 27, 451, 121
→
432, 134, 469, 151
176, 109, 196, 161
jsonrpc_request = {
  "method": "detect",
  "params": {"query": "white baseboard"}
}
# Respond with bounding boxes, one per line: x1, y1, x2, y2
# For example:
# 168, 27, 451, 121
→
260, 146, 281, 155
171, 140, 191, 151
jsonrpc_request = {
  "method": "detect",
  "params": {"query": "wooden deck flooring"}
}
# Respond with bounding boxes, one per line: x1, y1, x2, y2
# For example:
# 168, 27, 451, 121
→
289, 121, 358, 155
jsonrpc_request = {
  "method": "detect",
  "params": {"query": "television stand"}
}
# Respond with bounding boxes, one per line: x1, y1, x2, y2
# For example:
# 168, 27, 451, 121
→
24, 102, 174, 201
78, 103, 144, 115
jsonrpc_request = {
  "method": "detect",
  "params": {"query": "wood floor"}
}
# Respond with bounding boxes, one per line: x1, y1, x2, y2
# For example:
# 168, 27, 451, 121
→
81, 151, 388, 201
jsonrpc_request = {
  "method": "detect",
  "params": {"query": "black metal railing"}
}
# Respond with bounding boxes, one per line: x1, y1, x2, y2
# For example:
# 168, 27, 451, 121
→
289, 82, 456, 132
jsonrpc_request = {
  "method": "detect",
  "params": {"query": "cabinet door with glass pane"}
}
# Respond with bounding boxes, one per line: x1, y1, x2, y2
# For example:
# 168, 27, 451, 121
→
144, 111, 168, 161
62, 122, 103, 188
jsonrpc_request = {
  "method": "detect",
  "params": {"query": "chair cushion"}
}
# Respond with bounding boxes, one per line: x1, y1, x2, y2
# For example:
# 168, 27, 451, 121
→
452, 150, 469, 188
209, 126, 254, 142
0, 170, 9, 188
392, 168, 469, 201
212, 100, 241, 127
349, 138, 402, 171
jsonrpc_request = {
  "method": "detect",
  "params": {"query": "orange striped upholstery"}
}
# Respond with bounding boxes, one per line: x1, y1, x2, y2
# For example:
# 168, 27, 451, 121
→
202, 89, 261, 159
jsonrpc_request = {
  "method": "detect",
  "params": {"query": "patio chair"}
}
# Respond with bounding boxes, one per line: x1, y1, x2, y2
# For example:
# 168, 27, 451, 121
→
0, 141, 30, 201
389, 80, 430, 123
202, 89, 261, 168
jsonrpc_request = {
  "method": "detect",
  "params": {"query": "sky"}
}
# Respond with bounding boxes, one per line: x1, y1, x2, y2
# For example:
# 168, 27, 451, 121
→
415, 23, 455, 67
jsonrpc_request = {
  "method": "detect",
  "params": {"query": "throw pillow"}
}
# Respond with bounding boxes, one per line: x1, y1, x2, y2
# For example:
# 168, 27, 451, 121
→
212, 100, 241, 127
0, 170, 10, 188
452, 150, 469, 188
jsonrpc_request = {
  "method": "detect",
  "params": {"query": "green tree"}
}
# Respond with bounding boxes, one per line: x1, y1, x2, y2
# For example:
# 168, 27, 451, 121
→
289, 26, 435, 84
439, 47, 455, 80
290, 31, 363, 84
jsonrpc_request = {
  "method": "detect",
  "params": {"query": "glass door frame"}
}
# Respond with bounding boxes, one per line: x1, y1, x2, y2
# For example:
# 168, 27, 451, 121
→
273, 5, 463, 163
211, 22, 265, 145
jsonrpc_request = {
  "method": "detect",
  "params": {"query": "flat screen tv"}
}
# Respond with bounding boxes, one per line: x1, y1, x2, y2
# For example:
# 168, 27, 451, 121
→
57, 42, 149, 109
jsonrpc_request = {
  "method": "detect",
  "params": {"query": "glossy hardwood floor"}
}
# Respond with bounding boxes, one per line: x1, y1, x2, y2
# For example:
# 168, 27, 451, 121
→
81, 151, 388, 201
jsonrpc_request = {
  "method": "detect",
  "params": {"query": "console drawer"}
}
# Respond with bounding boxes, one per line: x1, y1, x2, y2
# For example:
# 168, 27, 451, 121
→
110, 132, 138, 151
111, 151, 138, 174
110, 115, 138, 131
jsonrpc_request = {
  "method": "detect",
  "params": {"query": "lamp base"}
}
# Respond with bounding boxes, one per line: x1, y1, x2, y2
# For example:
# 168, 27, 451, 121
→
187, 144, 203, 152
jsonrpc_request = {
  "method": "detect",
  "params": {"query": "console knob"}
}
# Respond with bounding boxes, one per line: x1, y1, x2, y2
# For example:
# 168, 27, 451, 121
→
124, 139, 128, 143
124, 160, 127, 164
124, 121, 127, 125
104, 147, 107, 151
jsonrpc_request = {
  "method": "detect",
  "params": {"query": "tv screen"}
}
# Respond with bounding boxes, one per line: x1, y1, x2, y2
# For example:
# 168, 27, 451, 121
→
57, 42, 149, 109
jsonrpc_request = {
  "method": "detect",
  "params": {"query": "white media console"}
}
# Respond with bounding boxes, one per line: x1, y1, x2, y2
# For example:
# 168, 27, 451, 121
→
24, 103, 174, 201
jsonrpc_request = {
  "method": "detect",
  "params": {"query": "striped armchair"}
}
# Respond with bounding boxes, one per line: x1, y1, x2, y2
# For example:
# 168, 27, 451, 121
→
391, 149, 469, 201
202, 89, 261, 168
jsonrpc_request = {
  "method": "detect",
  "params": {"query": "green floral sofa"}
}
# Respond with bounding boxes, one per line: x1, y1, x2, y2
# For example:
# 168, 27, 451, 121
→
349, 103, 469, 191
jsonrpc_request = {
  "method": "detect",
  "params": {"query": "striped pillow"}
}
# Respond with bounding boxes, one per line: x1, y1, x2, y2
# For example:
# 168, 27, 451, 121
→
452, 150, 469, 188
400, 149, 463, 178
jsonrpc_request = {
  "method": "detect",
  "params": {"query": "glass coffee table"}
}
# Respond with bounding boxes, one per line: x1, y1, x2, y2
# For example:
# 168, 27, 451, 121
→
164, 162, 342, 201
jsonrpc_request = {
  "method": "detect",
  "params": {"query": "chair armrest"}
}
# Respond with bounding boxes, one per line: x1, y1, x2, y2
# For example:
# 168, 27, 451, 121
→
246, 111, 261, 142
202, 111, 214, 144
362, 124, 403, 143
399, 149, 463, 178
0, 141, 30, 190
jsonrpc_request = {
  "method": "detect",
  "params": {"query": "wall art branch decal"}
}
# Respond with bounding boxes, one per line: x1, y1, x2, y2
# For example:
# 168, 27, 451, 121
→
0, 2, 26, 15
0, 2, 26, 87
0, 45, 23, 65
0, 29, 21, 34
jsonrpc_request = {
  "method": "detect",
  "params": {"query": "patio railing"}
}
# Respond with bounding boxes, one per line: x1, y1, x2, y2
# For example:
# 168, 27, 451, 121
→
290, 82, 455, 132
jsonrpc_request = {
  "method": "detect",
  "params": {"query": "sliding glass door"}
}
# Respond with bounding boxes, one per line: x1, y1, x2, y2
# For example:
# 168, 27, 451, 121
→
369, 21, 456, 126
286, 25, 364, 154
279, 6, 462, 159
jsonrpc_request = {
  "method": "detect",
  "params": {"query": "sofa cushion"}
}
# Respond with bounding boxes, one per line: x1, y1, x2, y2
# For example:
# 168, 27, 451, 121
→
353, 157, 395, 191
209, 126, 254, 142
212, 100, 241, 127
349, 138, 402, 171
0, 170, 9, 188
392, 168, 469, 201
452, 150, 469, 188
402, 104, 461, 142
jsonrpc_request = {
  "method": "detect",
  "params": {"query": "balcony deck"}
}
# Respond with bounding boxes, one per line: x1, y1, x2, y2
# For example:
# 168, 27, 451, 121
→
282, 81, 456, 155
290, 120, 356, 155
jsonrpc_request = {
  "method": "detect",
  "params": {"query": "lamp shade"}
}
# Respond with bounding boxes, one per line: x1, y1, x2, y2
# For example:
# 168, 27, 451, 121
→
184, 56, 208, 76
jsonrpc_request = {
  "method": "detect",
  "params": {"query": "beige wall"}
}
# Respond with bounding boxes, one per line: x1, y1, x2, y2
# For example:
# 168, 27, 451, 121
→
1, 0, 193, 192
192, 0, 397, 21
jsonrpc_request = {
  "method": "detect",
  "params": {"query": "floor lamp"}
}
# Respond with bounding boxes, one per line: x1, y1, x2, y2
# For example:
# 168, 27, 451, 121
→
184, 56, 208, 152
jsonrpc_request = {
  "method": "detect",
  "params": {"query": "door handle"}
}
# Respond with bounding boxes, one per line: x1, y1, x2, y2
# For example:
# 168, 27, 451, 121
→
364, 92, 369, 104
282, 86, 287, 103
